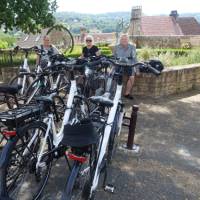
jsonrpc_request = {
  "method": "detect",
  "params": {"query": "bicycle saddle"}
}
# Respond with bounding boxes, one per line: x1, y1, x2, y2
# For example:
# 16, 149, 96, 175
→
0, 84, 22, 95
89, 92, 113, 108
35, 96, 53, 104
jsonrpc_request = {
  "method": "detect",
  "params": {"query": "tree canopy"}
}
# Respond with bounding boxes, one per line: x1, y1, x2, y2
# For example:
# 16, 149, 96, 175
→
0, 0, 57, 33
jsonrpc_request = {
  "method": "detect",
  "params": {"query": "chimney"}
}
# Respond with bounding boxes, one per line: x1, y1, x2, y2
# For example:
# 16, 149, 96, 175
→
170, 10, 179, 20
129, 6, 142, 36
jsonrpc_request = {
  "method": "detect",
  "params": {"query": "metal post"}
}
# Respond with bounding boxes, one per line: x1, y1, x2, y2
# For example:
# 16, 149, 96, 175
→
125, 105, 140, 153
120, 105, 140, 153
127, 105, 139, 149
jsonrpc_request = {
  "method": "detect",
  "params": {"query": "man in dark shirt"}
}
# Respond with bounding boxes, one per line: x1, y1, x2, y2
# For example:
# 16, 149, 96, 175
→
81, 35, 100, 58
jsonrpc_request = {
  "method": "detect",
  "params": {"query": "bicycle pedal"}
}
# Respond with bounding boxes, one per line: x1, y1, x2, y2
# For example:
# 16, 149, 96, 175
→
104, 184, 115, 193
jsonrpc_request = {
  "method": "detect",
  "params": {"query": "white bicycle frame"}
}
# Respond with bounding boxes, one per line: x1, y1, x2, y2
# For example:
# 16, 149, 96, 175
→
90, 79, 124, 194
18, 56, 31, 95
28, 78, 78, 169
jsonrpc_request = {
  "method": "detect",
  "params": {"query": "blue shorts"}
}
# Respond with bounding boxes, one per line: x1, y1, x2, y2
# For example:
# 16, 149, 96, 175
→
115, 66, 135, 76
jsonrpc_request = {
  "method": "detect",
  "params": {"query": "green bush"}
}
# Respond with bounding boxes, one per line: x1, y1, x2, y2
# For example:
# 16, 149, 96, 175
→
100, 49, 112, 56
99, 47, 110, 51
152, 48, 190, 56
136, 48, 200, 67
97, 43, 109, 47
67, 53, 81, 58
0, 32, 16, 48
181, 42, 192, 49
138, 48, 152, 61
0, 40, 9, 49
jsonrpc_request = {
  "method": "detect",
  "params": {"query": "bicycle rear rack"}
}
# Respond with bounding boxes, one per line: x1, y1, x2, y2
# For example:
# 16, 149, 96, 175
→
0, 104, 42, 128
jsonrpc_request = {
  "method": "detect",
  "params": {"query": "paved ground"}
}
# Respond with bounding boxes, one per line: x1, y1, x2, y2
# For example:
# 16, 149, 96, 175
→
35, 90, 200, 199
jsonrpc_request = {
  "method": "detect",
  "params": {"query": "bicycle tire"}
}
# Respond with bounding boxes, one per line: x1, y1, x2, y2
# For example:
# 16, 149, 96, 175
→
0, 121, 53, 200
9, 73, 35, 96
25, 77, 50, 104
62, 146, 97, 200
61, 161, 81, 200
47, 25, 74, 54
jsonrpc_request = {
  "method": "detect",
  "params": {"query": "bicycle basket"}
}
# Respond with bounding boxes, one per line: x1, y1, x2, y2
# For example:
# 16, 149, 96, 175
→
62, 119, 98, 147
0, 105, 42, 127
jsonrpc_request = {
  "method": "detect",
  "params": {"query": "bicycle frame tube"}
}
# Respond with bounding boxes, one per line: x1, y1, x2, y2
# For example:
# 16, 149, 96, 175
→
23, 58, 29, 71
21, 75, 27, 95
53, 79, 77, 147
36, 115, 53, 169
26, 83, 41, 104
117, 110, 124, 136
91, 83, 123, 192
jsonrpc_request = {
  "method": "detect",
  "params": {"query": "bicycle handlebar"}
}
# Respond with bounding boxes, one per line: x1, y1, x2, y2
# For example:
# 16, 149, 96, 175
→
101, 56, 161, 76
145, 64, 161, 76
14, 46, 38, 52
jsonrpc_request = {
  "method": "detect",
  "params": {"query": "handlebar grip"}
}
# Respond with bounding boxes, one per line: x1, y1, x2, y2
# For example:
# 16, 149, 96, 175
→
147, 65, 161, 76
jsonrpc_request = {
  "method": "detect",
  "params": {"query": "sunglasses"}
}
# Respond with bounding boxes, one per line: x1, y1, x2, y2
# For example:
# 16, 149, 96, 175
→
86, 40, 92, 42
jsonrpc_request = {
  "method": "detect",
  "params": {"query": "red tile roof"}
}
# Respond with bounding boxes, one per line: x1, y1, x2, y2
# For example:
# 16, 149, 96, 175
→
177, 17, 200, 35
139, 16, 200, 36
141, 16, 183, 36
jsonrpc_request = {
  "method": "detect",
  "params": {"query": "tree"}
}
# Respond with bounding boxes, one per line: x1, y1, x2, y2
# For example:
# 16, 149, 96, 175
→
0, 0, 57, 33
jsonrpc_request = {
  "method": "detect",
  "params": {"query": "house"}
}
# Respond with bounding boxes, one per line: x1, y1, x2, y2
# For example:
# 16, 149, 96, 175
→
16, 29, 49, 48
16, 27, 73, 49
129, 7, 200, 36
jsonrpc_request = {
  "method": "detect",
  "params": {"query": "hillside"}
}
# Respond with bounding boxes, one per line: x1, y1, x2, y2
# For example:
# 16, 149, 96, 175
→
55, 12, 131, 33
55, 11, 200, 34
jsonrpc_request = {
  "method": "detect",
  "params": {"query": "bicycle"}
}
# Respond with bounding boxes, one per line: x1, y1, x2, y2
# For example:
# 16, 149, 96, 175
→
61, 58, 161, 200
9, 46, 37, 96
25, 54, 71, 104
0, 92, 66, 200
0, 56, 109, 200
0, 61, 88, 199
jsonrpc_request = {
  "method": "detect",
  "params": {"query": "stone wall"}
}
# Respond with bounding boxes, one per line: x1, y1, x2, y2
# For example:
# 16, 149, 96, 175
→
0, 67, 18, 83
132, 63, 200, 97
129, 35, 200, 48
1, 64, 200, 97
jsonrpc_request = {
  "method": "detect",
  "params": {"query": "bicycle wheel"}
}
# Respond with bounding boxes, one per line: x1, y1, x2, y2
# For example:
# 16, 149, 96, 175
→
62, 146, 96, 200
47, 24, 74, 54
25, 77, 50, 104
0, 121, 53, 200
50, 69, 70, 97
9, 73, 35, 96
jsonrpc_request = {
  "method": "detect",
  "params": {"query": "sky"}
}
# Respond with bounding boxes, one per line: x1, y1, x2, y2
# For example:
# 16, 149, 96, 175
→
57, 0, 200, 15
